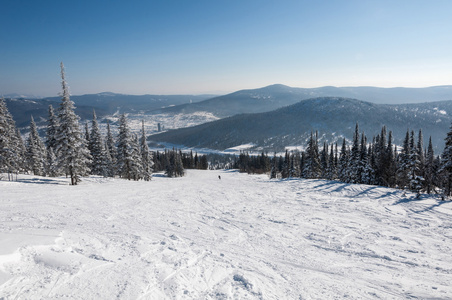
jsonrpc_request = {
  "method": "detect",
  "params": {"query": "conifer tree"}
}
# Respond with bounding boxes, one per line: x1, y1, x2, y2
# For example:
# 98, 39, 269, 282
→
55, 63, 91, 185
140, 120, 153, 181
338, 138, 349, 182
424, 137, 435, 194
116, 114, 136, 180
281, 150, 290, 178
130, 133, 144, 180
396, 130, 410, 189
303, 132, 321, 179
45, 105, 59, 152
89, 110, 108, 176
25, 116, 46, 176
105, 120, 117, 175
270, 153, 278, 179
440, 122, 452, 196
0, 97, 24, 178
349, 123, 361, 183
408, 131, 423, 196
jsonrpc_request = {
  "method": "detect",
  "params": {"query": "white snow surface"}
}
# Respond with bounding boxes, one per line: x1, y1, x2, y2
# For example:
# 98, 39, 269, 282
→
1, 170, 451, 299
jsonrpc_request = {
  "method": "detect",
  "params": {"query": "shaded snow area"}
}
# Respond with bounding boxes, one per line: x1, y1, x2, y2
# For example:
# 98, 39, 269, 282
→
1, 170, 452, 299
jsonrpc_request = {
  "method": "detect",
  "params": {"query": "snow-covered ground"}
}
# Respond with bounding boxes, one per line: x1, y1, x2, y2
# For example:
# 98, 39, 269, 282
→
0, 170, 451, 299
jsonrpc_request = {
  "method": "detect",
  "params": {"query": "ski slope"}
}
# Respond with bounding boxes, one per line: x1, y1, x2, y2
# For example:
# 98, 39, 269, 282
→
0, 170, 451, 299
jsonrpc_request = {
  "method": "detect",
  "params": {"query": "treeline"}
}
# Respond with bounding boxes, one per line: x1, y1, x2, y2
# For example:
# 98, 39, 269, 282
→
237, 123, 452, 197
0, 63, 206, 184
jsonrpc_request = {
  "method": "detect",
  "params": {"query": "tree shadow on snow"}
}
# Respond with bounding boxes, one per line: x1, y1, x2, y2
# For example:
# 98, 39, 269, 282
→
17, 177, 68, 185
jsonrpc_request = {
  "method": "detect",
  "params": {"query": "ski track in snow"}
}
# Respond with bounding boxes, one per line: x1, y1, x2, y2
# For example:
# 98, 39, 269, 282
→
0, 170, 451, 299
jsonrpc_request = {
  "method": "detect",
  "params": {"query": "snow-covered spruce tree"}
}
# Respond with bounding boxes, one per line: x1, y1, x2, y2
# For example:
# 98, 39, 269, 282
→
281, 150, 290, 178
384, 131, 397, 188
25, 116, 47, 176
408, 131, 423, 197
440, 122, 452, 196
88, 110, 108, 176
348, 123, 361, 183
140, 120, 153, 181
326, 143, 337, 180
270, 153, 278, 179
175, 150, 185, 176
130, 133, 144, 180
358, 133, 372, 184
338, 138, 349, 182
45, 105, 59, 152
417, 129, 426, 191
45, 105, 61, 176
424, 137, 435, 194
164, 148, 185, 177
14, 128, 27, 173
116, 114, 135, 180
303, 132, 321, 179
396, 130, 410, 189
0, 97, 24, 178
320, 142, 329, 179
289, 151, 301, 178
105, 120, 117, 176
55, 63, 91, 185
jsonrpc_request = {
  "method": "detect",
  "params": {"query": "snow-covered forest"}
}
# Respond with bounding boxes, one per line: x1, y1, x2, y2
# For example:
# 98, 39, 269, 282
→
0, 63, 207, 185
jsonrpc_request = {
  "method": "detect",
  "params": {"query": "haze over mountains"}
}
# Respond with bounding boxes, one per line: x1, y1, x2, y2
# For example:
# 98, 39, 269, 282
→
5, 84, 452, 152
150, 97, 452, 152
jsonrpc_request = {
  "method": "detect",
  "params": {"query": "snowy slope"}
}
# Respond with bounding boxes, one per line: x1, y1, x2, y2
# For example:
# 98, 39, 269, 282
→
0, 171, 451, 299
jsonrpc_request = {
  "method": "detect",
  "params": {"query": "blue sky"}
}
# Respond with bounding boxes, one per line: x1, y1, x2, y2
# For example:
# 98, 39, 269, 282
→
1, 0, 452, 96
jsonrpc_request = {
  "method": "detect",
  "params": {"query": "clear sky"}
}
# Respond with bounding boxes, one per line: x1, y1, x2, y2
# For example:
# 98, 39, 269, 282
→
1, 0, 452, 96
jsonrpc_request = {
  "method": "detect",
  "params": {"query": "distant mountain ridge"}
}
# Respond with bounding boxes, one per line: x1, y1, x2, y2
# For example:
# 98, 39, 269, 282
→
154, 84, 452, 119
5, 93, 214, 128
150, 97, 452, 152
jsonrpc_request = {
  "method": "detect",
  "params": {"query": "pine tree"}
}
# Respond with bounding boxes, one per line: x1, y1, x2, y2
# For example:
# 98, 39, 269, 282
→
55, 62, 91, 185
89, 110, 108, 176
25, 116, 47, 176
424, 137, 435, 194
140, 120, 153, 181
45, 105, 59, 152
270, 153, 278, 179
440, 122, 452, 196
0, 97, 24, 178
129, 133, 144, 180
105, 120, 117, 176
281, 150, 290, 178
338, 138, 349, 182
116, 114, 135, 180
349, 123, 360, 183
396, 130, 410, 189
303, 132, 321, 179
408, 131, 423, 197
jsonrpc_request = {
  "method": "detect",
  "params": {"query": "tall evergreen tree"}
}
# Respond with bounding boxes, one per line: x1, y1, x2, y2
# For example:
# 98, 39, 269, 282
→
89, 110, 108, 176
25, 116, 46, 176
440, 122, 452, 196
0, 97, 24, 178
338, 138, 349, 182
45, 105, 59, 152
140, 120, 153, 181
349, 123, 361, 183
424, 137, 435, 194
408, 131, 423, 196
396, 130, 410, 189
105, 120, 117, 176
303, 132, 321, 179
116, 114, 136, 180
55, 62, 91, 185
